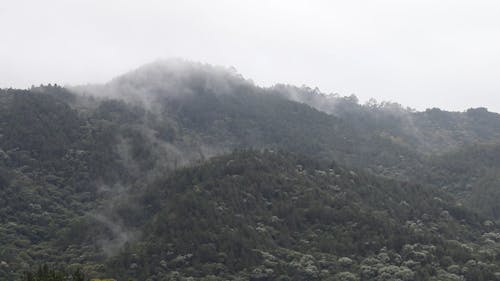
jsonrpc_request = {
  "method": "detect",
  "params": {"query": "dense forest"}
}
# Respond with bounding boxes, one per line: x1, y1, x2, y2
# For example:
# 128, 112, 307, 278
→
2, 60, 500, 280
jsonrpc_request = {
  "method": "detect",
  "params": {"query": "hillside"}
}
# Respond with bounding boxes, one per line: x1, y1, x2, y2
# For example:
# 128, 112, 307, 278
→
2, 60, 500, 280
272, 84, 500, 154
101, 151, 497, 280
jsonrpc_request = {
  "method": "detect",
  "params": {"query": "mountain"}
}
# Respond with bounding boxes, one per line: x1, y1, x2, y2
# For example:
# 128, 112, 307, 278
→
272, 84, 500, 154
2, 60, 500, 280
102, 150, 493, 280
422, 143, 500, 218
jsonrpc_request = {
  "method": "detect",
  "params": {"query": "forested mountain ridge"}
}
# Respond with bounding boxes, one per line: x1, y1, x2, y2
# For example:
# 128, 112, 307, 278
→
103, 150, 496, 280
272, 84, 500, 154
2, 60, 500, 280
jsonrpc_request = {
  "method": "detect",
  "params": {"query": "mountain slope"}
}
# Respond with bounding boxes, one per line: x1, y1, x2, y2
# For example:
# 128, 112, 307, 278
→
2, 61, 500, 280
78, 60, 425, 174
421, 143, 500, 218
58, 151, 497, 280
272, 84, 500, 154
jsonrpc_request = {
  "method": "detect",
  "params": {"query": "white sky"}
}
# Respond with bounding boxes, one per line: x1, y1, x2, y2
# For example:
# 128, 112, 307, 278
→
1, 0, 500, 112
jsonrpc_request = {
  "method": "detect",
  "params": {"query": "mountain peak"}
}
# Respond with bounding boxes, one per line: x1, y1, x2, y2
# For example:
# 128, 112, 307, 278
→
114, 59, 248, 91
74, 59, 252, 104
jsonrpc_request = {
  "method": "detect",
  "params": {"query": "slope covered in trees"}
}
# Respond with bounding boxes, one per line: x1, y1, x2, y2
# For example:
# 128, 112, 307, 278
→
272, 84, 500, 154
2, 60, 500, 280
101, 150, 498, 280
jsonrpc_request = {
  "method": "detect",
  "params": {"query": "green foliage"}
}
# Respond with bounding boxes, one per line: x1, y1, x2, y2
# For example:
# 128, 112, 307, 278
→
100, 151, 499, 280
22, 265, 86, 281
3, 63, 500, 280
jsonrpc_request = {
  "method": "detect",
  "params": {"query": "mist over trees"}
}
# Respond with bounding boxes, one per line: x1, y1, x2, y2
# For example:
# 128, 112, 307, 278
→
2, 60, 500, 280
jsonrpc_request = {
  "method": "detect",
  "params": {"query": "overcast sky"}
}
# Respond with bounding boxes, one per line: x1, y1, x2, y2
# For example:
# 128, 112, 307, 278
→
1, 0, 500, 112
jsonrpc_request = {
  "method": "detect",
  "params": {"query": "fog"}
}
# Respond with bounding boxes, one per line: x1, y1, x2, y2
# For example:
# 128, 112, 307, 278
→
1, 0, 500, 112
